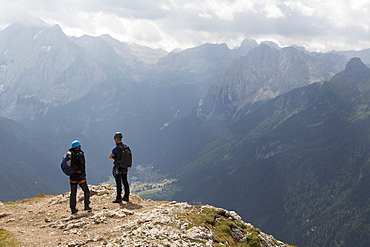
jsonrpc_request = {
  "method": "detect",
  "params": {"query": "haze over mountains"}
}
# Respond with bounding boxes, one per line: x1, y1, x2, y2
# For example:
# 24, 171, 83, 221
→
166, 57, 370, 246
0, 22, 370, 246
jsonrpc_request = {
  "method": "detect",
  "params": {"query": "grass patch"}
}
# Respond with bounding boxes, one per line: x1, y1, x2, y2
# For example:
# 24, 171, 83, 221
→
0, 228, 18, 247
20, 194, 54, 203
182, 207, 264, 247
137, 188, 160, 197
132, 183, 150, 191
153, 222, 165, 226
131, 179, 177, 199
4, 194, 54, 204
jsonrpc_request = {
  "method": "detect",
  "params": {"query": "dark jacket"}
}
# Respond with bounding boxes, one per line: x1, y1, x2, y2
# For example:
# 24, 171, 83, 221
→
69, 147, 86, 181
113, 142, 124, 167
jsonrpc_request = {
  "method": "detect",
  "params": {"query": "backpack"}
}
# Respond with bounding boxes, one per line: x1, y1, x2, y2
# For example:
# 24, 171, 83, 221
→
60, 151, 76, 176
116, 143, 132, 168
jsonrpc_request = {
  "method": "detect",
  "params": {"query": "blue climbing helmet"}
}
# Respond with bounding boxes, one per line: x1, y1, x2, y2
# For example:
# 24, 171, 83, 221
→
71, 140, 81, 148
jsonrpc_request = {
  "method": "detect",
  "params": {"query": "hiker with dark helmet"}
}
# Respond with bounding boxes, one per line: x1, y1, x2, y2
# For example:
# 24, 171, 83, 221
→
69, 140, 91, 214
109, 132, 131, 203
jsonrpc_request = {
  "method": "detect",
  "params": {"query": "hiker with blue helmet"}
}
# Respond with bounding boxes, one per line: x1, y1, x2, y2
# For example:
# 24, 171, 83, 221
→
109, 132, 131, 203
68, 140, 91, 214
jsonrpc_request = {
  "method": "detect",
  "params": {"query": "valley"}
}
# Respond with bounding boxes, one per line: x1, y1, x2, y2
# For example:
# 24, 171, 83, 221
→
0, 22, 370, 246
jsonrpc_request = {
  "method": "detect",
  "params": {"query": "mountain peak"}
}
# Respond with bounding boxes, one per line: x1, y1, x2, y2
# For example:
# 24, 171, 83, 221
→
5, 18, 50, 31
341, 57, 370, 78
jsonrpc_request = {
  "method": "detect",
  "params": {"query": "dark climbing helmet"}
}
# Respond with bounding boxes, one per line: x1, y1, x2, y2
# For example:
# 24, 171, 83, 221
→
114, 132, 123, 140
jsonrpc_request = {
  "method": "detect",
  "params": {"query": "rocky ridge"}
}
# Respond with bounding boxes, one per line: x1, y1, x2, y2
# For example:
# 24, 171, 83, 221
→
0, 185, 290, 247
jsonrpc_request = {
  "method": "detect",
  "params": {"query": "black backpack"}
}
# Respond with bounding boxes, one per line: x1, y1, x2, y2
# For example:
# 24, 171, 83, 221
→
116, 143, 132, 168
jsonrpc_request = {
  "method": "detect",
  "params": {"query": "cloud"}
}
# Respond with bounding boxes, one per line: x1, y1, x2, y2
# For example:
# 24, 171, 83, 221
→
263, 3, 285, 18
0, 0, 370, 52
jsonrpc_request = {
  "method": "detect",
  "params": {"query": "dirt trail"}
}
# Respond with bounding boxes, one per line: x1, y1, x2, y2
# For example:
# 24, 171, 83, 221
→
0, 185, 156, 246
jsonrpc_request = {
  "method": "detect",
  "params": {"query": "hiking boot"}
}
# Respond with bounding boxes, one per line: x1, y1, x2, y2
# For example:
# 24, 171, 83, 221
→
71, 208, 78, 214
84, 205, 92, 211
122, 197, 129, 202
112, 199, 122, 203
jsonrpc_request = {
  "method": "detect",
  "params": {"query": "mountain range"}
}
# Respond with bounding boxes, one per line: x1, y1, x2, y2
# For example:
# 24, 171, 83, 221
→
1, 22, 370, 246
164, 58, 370, 247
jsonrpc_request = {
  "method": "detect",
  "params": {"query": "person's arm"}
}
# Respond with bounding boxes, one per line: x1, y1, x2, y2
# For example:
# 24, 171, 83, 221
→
109, 147, 116, 159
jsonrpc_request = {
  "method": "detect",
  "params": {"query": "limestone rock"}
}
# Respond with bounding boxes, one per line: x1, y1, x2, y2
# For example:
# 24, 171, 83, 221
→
0, 185, 290, 247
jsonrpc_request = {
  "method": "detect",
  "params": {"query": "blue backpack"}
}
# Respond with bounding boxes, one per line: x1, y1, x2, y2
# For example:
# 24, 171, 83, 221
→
61, 151, 76, 176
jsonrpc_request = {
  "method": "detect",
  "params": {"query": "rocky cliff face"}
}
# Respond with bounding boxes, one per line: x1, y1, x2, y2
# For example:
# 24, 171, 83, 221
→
0, 23, 247, 167
196, 44, 347, 122
0, 25, 97, 120
0, 185, 291, 247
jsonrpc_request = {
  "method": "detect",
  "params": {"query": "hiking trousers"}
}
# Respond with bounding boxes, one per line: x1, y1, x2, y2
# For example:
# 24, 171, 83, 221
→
115, 171, 130, 200
70, 181, 90, 209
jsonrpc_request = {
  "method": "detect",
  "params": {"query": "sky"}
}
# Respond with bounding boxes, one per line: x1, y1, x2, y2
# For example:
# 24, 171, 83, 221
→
0, 0, 370, 52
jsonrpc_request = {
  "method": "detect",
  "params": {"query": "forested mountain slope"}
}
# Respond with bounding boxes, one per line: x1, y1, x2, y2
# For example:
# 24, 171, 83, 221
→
169, 58, 370, 247
0, 117, 67, 201
0, 117, 107, 201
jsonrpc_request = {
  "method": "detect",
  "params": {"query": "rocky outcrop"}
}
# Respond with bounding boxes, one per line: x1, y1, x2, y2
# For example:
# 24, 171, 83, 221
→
196, 44, 347, 122
0, 185, 290, 247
